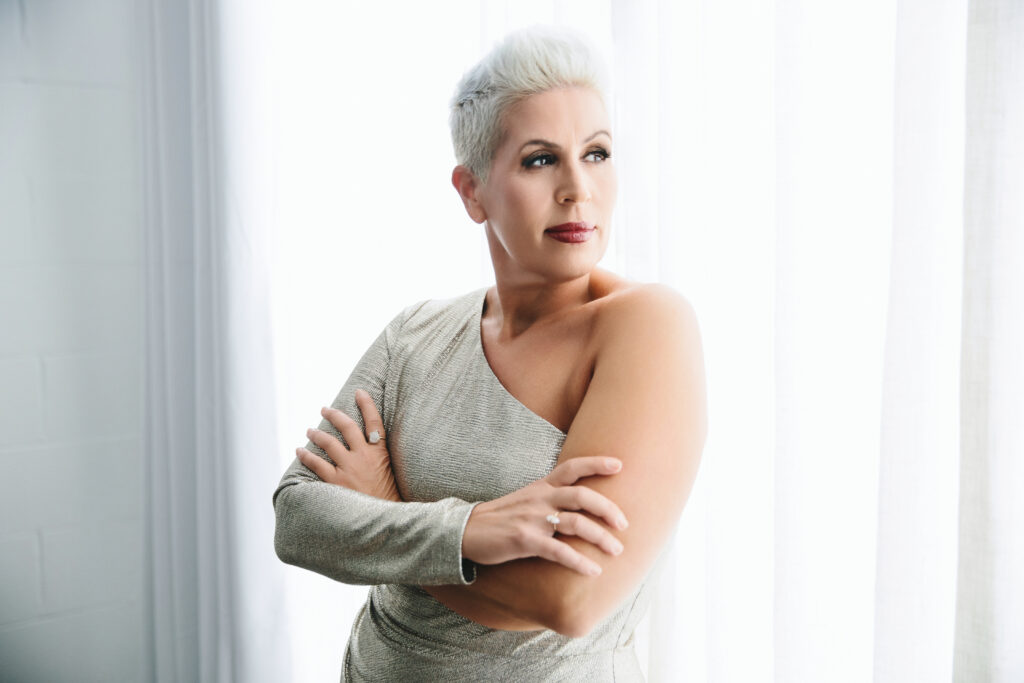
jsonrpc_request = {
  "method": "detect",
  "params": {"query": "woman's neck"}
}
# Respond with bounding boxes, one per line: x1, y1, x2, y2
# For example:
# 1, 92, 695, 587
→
484, 272, 602, 341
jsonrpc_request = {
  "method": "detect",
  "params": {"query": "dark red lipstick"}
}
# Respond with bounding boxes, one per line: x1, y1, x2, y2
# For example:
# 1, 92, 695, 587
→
545, 222, 595, 243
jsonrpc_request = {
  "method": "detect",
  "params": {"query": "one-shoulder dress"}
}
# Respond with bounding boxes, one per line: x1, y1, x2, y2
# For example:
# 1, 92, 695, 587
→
273, 286, 666, 682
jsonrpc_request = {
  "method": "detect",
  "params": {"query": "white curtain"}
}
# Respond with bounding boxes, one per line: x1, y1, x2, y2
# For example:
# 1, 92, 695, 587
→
954, 0, 1024, 678
630, 0, 1022, 680
141, 0, 1023, 680
140, 1, 288, 681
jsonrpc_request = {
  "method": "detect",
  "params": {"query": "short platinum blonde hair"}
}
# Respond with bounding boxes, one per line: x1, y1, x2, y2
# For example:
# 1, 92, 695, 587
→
449, 26, 609, 183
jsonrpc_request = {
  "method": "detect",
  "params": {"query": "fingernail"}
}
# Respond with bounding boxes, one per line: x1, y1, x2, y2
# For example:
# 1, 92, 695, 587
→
295, 447, 303, 457
612, 541, 624, 555
589, 565, 602, 576
306, 428, 314, 437
320, 406, 327, 416
606, 458, 621, 471
618, 516, 629, 530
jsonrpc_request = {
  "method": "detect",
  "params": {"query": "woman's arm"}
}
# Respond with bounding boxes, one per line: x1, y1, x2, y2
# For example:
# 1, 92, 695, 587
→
274, 302, 628, 587
273, 305, 479, 586
425, 285, 708, 636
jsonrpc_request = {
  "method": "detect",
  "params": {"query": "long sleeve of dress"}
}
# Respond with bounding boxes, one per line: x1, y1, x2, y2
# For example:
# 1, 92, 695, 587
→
272, 305, 479, 586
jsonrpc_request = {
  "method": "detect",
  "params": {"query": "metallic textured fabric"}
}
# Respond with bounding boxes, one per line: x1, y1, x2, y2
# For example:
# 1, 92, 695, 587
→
273, 287, 662, 682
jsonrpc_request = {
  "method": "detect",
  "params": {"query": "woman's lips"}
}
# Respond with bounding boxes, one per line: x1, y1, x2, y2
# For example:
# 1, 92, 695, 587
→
545, 223, 596, 243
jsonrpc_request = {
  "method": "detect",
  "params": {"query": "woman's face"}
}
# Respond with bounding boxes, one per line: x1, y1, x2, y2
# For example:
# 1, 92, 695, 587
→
473, 86, 617, 285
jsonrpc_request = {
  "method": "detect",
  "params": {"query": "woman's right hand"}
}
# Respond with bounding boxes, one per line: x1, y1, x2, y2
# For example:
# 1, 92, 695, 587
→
461, 456, 629, 576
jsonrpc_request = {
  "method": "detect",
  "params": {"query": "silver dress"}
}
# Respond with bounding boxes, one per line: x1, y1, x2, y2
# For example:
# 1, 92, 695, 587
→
273, 287, 664, 681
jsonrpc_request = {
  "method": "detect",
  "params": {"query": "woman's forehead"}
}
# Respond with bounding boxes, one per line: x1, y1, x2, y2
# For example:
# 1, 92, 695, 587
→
500, 87, 611, 147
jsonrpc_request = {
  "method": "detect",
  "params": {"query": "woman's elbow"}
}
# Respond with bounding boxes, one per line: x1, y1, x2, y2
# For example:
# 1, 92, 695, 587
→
274, 534, 294, 566
546, 603, 602, 639
272, 486, 302, 567
274, 519, 298, 566
541, 588, 607, 638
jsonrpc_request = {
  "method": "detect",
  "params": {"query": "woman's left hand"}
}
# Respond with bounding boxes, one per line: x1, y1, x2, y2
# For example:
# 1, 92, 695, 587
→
296, 389, 402, 502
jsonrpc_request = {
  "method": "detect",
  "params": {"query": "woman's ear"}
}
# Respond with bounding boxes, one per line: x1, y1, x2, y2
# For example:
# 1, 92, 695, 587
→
452, 165, 487, 224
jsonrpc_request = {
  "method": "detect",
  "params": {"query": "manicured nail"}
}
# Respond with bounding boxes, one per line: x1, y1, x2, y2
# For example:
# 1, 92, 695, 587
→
618, 515, 629, 530
612, 541, 624, 555
606, 458, 621, 471
588, 564, 602, 576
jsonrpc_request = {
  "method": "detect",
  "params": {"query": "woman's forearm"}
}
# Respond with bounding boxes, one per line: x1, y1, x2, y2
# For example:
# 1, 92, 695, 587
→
273, 471, 478, 586
423, 583, 546, 631
423, 539, 620, 637
273, 303, 489, 587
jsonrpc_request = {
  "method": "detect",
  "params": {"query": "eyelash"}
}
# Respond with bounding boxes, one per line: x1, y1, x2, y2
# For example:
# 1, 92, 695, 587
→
522, 147, 611, 168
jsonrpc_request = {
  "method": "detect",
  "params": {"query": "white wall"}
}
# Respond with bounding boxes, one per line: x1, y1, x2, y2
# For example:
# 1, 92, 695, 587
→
0, 1, 144, 680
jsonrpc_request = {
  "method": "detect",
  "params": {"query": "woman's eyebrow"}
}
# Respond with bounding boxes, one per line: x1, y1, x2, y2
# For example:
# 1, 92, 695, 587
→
518, 129, 612, 153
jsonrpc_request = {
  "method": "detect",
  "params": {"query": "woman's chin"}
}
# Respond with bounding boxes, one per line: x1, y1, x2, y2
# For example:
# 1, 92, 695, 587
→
492, 242, 608, 285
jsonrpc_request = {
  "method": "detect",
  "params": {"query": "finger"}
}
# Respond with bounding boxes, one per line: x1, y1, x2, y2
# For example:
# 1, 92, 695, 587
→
545, 456, 622, 487
354, 389, 386, 444
533, 536, 602, 576
320, 406, 366, 450
296, 447, 334, 481
306, 427, 346, 463
550, 512, 624, 556
552, 486, 629, 531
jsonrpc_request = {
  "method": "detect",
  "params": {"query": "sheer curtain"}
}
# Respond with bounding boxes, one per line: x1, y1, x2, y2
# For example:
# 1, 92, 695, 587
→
955, 0, 1024, 678
140, 1, 287, 681
625, 1, 1023, 680
630, 1, 1022, 680
141, 0, 1023, 681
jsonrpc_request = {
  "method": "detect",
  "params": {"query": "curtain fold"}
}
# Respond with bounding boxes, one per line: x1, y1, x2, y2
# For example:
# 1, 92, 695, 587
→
140, 1, 288, 681
872, 1, 966, 682
955, 1, 1024, 680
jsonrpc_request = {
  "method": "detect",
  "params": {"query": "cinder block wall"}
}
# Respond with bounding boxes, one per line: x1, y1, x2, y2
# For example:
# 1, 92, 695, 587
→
0, 1, 145, 680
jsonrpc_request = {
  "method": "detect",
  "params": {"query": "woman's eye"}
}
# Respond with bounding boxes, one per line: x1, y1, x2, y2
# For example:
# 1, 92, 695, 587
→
585, 148, 610, 162
524, 153, 556, 168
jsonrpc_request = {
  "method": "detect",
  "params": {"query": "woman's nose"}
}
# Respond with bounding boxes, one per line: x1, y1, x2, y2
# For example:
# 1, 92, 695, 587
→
556, 162, 592, 205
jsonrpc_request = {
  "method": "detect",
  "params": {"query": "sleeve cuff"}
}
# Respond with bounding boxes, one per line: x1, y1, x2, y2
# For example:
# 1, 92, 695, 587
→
453, 500, 481, 585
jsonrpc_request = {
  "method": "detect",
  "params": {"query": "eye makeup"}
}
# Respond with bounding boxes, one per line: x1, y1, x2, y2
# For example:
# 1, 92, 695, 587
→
521, 146, 611, 169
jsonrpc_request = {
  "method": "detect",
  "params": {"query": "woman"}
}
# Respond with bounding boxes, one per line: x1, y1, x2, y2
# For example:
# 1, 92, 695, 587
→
273, 26, 707, 681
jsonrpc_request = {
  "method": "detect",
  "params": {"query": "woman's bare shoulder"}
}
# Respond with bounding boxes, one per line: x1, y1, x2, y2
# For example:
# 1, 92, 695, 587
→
590, 275, 699, 343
